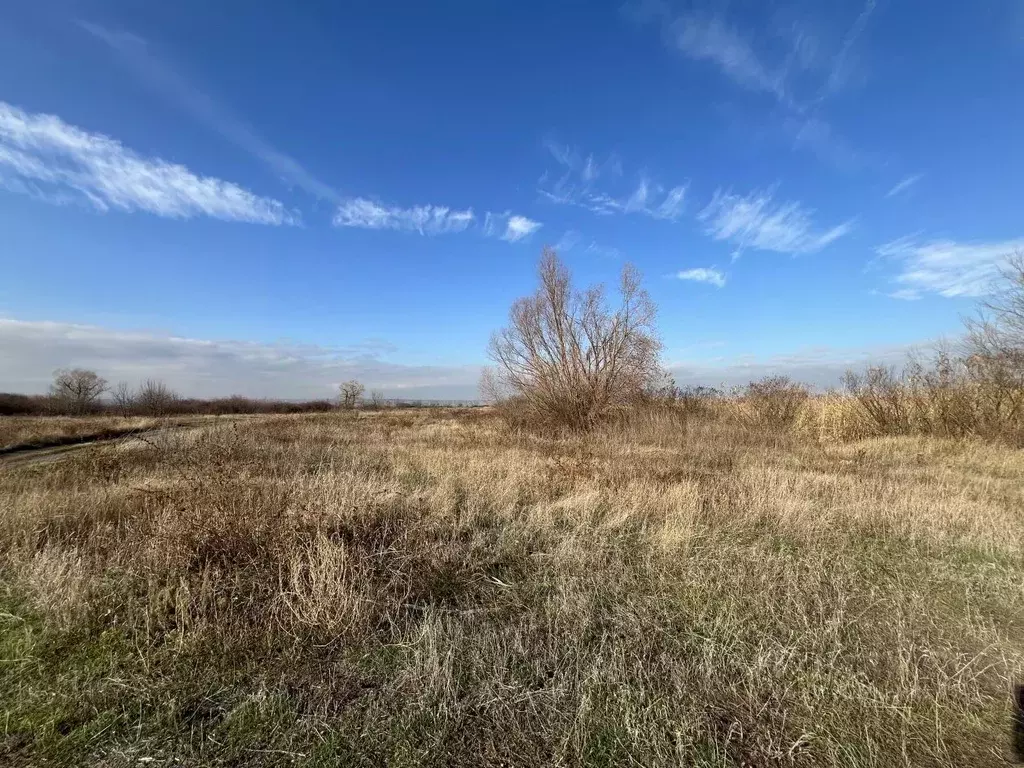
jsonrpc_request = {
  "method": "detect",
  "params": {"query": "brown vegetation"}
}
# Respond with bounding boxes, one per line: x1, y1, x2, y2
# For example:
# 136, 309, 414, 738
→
483, 249, 662, 431
1, 408, 1022, 766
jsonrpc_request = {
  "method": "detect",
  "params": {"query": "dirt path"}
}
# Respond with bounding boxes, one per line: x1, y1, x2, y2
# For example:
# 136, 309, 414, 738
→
0, 420, 230, 469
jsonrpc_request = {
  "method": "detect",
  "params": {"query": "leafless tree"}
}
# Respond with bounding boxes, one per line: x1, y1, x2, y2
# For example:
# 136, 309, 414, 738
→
111, 381, 136, 416
136, 379, 179, 416
338, 380, 365, 409
483, 248, 662, 430
961, 251, 1024, 431
368, 390, 385, 409
50, 368, 108, 415
965, 252, 1024, 368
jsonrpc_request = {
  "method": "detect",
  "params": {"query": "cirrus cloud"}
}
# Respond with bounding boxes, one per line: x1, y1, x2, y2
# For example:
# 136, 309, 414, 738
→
0, 101, 297, 225
877, 235, 1024, 298
699, 188, 853, 256
333, 197, 475, 235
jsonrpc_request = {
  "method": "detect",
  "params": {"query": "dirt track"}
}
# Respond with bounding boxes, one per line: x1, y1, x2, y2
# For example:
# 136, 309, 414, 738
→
0, 421, 218, 469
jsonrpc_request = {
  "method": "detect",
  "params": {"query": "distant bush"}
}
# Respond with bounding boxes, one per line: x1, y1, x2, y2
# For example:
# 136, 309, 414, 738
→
743, 376, 809, 431
675, 385, 723, 417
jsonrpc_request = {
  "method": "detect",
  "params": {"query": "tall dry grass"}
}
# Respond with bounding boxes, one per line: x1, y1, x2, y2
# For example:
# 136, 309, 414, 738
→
1, 409, 1022, 766
0, 414, 175, 452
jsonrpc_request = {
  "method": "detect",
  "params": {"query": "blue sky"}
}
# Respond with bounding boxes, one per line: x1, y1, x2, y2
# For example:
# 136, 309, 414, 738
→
1, 0, 1022, 398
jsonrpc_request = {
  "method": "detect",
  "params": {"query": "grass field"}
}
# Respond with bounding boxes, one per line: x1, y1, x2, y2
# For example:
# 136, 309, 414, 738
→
1, 408, 1022, 766
0, 415, 197, 453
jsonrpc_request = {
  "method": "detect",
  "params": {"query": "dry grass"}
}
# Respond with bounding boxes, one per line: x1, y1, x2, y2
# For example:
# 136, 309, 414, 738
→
0, 415, 184, 452
1, 408, 1022, 766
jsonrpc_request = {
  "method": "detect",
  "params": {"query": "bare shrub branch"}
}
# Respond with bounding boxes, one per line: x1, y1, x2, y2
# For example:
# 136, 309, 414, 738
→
484, 248, 663, 431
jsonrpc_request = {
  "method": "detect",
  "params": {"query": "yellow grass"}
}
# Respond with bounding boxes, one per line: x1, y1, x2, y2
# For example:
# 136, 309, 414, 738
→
0, 414, 171, 451
1, 409, 1022, 766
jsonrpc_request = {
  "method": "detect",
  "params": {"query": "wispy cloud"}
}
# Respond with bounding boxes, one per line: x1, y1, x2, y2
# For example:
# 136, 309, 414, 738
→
699, 188, 853, 255
539, 140, 687, 222
484, 211, 542, 242
81, 21, 340, 203
0, 101, 296, 224
887, 288, 922, 301
553, 229, 581, 253
633, 4, 875, 172
585, 241, 624, 259
787, 116, 868, 172
675, 267, 726, 288
333, 197, 474, 235
885, 173, 923, 198
668, 14, 790, 104
823, 0, 877, 97
876, 235, 1024, 298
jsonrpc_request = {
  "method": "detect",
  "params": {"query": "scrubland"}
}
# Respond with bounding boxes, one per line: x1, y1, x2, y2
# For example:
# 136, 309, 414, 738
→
1, 405, 1022, 766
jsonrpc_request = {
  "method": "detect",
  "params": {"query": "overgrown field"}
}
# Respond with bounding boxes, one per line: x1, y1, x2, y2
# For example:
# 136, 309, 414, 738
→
0, 415, 198, 452
1, 409, 1022, 766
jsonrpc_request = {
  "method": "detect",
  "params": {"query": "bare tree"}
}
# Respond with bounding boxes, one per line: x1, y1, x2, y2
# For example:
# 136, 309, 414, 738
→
961, 251, 1024, 432
136, 379, 179, 416
368, 390, 385, 409
965, 252, 1024, 366
50, 368, 108, 415
483, 248, 662, 430
338, 380, 365, 409
111, 381, 136, 416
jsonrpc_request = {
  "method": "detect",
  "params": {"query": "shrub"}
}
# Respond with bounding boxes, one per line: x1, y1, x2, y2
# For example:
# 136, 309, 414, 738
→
483, 248, 663, 431
744, 376, 809, 430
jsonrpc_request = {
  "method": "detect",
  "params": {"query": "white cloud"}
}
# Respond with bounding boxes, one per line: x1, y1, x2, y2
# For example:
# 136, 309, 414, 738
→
787, 116, 867, 173
0, 101, 297, 224
876, 235, 1024, 298
699, 188, 853, 255
542, 138, 577, 168
484, 211, 542, 242
505, 215, 542, 241
634, 5, 875, 173
81, 22, 340, 203
654, 185, 688, 220
333, 197, 474, 235
669, 14, 789, 104
675, 267, 726, 288
553, 229, 581, 253
539, 141, 687, 222
585, 241, 623, 259
888, 288, 921, 301
885, 173, 923, 198
0, 318, 481, 400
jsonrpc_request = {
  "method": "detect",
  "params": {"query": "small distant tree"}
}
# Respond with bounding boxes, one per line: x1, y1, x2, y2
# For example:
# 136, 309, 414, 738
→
338, 380, 365, 409
110, 381, 136, 416
136, 379, 179, 416
483, 248, 663, 430
368, 390, 385, 409
50, 368, 108, 414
